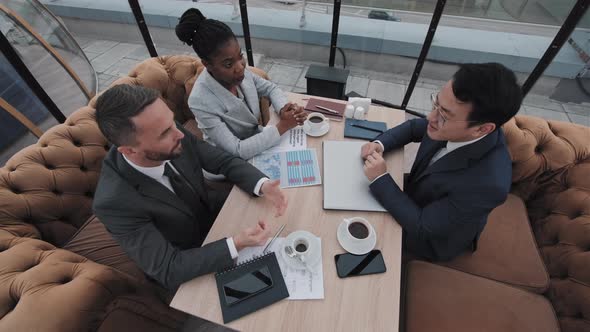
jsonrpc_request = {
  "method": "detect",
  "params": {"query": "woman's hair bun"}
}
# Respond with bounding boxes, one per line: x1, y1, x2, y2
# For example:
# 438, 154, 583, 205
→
175, 8, 206, 46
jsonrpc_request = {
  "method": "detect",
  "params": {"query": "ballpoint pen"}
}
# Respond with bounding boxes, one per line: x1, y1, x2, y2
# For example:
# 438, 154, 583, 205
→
315, 105, 340, 114
263, 223, 286, 254
351, 123, 384, 133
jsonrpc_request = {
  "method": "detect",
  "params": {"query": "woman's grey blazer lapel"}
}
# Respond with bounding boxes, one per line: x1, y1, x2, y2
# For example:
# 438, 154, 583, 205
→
240, 70, 261, 119
202, 69, 259, 125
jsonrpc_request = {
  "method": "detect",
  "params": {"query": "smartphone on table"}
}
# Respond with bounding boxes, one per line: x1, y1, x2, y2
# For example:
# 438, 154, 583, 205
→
222, 266, 273, 305
334, 250, 386, 278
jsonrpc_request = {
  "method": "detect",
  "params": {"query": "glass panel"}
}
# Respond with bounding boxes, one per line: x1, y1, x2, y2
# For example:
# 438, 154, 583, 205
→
3, 0, 97, 97
331, 1, 436, 105
526, 7, 590, 126
179, 1, 443, 105
0, 1, 95, 116
143, 1, 331, 95
0, 52, 58, 166
244, 0, 333, 94
407, 1, 576, 118
317, 0, 585, 26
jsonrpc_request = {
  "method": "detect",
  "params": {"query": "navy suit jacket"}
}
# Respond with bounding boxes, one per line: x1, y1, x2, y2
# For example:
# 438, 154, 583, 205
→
369, 118, 511, 261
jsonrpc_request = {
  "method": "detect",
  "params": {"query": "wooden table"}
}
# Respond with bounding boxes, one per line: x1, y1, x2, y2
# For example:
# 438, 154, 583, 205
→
171, 93, 405, 332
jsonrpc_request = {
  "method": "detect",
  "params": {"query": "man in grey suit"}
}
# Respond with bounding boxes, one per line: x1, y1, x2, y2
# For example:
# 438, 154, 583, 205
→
93, 84, 287, 290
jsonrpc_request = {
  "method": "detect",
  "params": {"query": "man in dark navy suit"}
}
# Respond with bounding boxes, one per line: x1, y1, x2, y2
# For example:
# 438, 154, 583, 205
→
362, 63, 523, 262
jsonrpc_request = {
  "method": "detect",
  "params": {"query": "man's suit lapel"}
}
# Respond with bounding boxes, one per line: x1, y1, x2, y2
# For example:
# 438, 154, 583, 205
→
170, 151, 208, 203
414, 130, 501, 183
113, 152, 194, 217
409, 138, 446, 184
203, 69, 259, 125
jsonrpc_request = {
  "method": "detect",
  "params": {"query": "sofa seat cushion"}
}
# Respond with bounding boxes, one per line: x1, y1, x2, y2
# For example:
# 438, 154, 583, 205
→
0, 236, 138, 332
441, 194, 549, 293
97, 295, 187, 332
63, 215, 146, 281
405, 261, 559, 332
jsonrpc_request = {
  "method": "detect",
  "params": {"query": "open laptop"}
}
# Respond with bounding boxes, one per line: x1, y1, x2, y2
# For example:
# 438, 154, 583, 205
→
323, 140, 387, 212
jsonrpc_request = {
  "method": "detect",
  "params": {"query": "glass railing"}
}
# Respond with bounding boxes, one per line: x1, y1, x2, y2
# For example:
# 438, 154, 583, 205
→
114, 0, 589, 113
406, 1, 576, 116
0, 51, 58, 165
1, 0, 96, 115
525, 7, 590, 125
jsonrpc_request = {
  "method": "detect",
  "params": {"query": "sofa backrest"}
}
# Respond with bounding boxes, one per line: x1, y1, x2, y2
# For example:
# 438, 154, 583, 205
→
88, 55, 272, 134
0, 107, 108, 247
502, 115, 590, 331
89, 55, 205, 126
503, 115, 589, 200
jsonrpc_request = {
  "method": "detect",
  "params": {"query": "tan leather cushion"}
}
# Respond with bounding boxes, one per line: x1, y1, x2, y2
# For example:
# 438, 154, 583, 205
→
526, 156, 590, 331
62, 215, 146, 281
503, 116, 590, 331
405, 261, 559, 332
89, 55, 205, 125
0, 235, 135, 331
0, 232, 185, 331
0, 106, 108, 246
441, 194, 549, 293
503, 115, 589, 201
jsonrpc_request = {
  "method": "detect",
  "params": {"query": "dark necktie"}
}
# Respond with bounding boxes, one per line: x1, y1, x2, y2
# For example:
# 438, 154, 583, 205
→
164, 163, 205, 215
408, 141, 447, 185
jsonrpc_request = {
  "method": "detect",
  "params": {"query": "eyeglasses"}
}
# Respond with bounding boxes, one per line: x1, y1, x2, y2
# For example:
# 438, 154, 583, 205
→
430, 93, 478, 127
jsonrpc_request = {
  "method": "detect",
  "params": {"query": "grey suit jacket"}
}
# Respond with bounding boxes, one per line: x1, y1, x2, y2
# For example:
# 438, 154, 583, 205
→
93, 125, 267, 290
188, 68, 289, 160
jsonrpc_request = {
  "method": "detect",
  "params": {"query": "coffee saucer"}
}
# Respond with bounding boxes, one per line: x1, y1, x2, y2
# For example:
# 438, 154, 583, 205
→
337, 220, 377, 255
280, 230, 322, 270
303, 121, 330, 137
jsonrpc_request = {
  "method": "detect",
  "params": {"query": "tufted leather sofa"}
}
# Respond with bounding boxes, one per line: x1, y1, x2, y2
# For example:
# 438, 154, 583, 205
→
0, 55, 272, 331
405, 116, 589, 332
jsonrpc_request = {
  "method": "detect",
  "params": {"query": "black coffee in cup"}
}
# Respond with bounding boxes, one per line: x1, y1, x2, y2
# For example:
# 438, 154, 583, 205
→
308, 116, 323, 123
295, 243, 308, 252
348, 222, 369, 239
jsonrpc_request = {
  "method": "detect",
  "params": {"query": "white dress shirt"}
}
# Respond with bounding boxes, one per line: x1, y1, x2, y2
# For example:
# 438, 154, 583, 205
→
122, 155, 268, 259
371, 134, 488, 183
427, 134, 488, 166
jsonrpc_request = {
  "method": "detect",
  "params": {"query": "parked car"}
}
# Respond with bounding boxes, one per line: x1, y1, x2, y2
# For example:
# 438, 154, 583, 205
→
368, 10, 400, 21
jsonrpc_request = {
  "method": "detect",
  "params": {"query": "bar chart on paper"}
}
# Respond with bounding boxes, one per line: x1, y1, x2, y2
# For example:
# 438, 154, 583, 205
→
251, 149, 321, 188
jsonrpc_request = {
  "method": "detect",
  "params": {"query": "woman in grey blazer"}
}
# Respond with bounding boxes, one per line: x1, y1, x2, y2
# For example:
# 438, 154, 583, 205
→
176, 9, 307, 160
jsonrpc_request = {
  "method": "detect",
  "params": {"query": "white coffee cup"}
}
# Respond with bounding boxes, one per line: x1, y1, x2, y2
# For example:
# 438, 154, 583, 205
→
291, 235, 315, 265
305, 112, 329, 133
292, 237, 310, 255
342, 217, 375, 245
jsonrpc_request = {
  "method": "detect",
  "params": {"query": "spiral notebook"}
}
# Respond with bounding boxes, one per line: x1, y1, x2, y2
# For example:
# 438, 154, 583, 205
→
215, 251, 289, 323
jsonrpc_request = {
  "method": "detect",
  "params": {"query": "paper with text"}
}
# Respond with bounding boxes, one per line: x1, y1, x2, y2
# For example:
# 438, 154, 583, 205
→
266, 127, 307, 153
237, 238, 324, 300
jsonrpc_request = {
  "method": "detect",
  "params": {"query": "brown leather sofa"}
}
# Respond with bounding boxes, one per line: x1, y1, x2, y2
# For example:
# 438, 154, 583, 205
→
0, 55, 271, 331
405, 116, 589, 332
